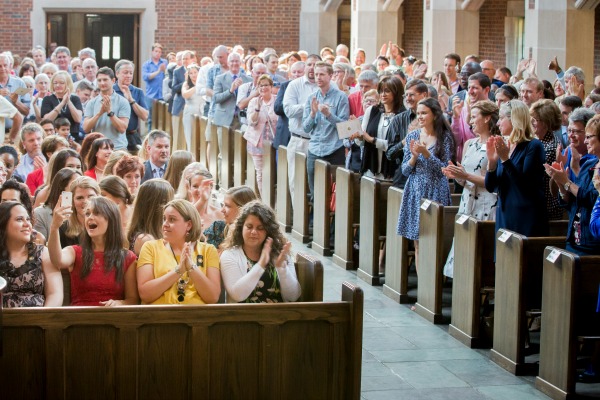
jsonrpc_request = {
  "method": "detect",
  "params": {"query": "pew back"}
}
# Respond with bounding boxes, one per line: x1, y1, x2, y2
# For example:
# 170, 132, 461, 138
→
312, 160, 338, 256
332, 168, 361, 270
261, 140, 277, 208
0, 283, 363, 400
233, 129, 247, 187
291, 152, 310, 243
276, 146, 293, 232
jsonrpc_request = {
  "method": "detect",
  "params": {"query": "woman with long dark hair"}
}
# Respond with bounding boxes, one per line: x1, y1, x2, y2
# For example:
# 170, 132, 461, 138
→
48, 196, 138, 306
396, 97, 456, 269
84, 138, 114, 182
0, 201, 63, 307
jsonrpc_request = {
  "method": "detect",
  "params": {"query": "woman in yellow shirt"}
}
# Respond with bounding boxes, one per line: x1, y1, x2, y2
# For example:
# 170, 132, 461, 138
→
137, 199, 221, 304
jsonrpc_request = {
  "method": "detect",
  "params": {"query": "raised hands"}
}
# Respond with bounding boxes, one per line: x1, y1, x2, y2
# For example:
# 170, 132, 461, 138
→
274, 241, 292, 269
258, 237, 273, 268
51, 199, 73, 231
409, 139, 427, 157
441, 160, 468, 180
310, 97, 319, 117
548, 56, 561, 73
452, 99, 464, 120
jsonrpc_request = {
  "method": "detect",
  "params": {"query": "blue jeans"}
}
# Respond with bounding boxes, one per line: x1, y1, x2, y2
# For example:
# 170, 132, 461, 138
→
306, 146, 345, 201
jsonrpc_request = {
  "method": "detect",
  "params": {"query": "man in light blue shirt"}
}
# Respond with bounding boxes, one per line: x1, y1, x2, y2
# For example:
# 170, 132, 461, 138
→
83, 67, 131, 150
302, 61, 349, 198
142, 43, 167, 130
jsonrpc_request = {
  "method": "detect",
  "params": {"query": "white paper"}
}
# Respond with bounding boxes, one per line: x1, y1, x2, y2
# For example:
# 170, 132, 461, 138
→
498, 231, 512, 243
546, 249, 561, 263
336, 118, 362, 140
420, 199, 432, 211
14, 87, 30, 96
457, 214, 469, 225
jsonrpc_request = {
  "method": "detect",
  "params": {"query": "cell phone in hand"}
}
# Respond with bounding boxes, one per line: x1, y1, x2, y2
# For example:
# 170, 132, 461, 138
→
61, 191, 72, 208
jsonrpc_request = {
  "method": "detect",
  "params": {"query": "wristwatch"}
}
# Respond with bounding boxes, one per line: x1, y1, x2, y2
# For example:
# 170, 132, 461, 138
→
563, 181, 571, 192
129, 100, 135, 105
107, 111, 115, 117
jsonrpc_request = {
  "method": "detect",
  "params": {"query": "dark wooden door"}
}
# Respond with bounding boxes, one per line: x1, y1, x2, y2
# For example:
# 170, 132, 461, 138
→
85, 14, 136, 76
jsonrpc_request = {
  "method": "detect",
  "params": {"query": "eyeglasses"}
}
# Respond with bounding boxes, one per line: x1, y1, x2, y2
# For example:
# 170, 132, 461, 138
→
567, 129, 585, 135
585, 134, 597, 140
404, 92, 417, 99
258, 84, 271, 88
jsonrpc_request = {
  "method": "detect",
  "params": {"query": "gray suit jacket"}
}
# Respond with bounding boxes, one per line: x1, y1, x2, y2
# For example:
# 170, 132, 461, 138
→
213, 72, 252, 127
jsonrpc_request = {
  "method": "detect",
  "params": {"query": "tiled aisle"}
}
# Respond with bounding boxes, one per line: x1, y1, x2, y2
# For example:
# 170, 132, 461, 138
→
287, 236, 550, 400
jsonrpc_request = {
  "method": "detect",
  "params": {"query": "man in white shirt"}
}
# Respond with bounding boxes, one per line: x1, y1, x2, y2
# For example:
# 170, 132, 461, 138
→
236, 62, 267, 131
283, 54, 320, 205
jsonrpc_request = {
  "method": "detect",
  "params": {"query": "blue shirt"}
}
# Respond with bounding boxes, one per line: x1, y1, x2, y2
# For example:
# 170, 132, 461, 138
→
302, 86, 349, 157
13, 153, 35, 182
1, 76, 30, 129
142, 58, 168, 100
206, 64, 223, 118
113, 83, 148, 132
567, 149, 597, 181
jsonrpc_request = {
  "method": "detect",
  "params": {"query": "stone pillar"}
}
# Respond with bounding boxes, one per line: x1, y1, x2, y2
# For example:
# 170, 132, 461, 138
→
524, 0, 597, 87
300, 0, 343, 54
350, 0, 403, 63
423, 0, 481, 71
504, 1, 525, 75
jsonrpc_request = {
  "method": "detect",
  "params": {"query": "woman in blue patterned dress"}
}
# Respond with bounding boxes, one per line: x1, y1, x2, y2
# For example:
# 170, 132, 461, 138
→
396, 97, 456, 269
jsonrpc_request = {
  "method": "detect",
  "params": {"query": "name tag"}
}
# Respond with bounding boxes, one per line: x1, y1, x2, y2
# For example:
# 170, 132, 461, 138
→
498, 231, 512, 243
546, 249, 561, 263
421, 199, 432, 210
457, 214, 469, 225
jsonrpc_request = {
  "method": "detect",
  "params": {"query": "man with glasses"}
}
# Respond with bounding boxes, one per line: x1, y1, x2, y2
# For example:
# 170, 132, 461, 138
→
558, 96, 583, 147
236, 62, 267, 132
447, 61, 482, 118
387, 79, 429, 188
348, 70, 379, 118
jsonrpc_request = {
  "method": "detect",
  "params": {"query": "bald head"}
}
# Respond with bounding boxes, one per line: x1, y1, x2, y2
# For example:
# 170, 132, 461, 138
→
480, 60, 496, 81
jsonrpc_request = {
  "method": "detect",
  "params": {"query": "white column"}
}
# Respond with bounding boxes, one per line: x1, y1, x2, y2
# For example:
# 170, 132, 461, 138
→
423, 0, 481, 72
300, 0, 343, 54
350, 0, 403, 63
524, 0, 596, 86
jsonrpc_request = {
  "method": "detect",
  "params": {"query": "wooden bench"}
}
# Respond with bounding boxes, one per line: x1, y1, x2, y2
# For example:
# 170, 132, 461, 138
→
233, 129, 247, 187
291, 152, 310, 243
276, 146, 293, 232
220, 127, 235, 190
535, 248, 600, 400
198, 116, 208, 165
157, 101, 167, 132
261, 140, 277, 208
171, 114, 186, 151
382, 187, 414, 303
312, 160, 338, 256
208, 123, 219, 181
332, 168, 361, 270
0, 280, 362, 400
357, 177, 392, 286
490, 229, 566, 375
448, 216, 496, 347
190, 114, 201, 162
413, 199, 459, 324
151, 99, 159, 130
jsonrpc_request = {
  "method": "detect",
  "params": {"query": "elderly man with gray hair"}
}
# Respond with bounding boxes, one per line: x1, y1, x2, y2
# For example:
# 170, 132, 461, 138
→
348, 70, 379, 117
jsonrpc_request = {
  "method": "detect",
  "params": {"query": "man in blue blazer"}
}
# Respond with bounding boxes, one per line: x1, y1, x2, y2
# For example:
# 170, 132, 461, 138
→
141, 130, 171, 183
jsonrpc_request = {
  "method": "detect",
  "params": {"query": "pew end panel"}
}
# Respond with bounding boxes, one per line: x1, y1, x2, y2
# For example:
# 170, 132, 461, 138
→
491, 231, 566, 376
220, 127, 235, 190
294, 253, 324, 302
208, 123, 219, 182
0, 283, 364, 400
448, 216, 496, 348
383, 187, 414, 304
312, 160, 338, 257
414, 200, 458, 324
535, 249, 600, 400
199, 117, 208, 165
292, 152, 310, 243
332, 168, 361, 270
233, 129, 247, 187
357, 177, 391, 286
150, 99, 159, 130
276, 146, 293, 232
190, 114, 200, 162
261, 140, 277, 208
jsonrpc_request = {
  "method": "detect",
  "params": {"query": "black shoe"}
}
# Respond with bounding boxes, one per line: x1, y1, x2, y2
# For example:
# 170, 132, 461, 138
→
578, 371, 600, 383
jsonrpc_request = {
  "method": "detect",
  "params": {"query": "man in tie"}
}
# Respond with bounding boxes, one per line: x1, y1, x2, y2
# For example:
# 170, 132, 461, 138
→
141, 129, 171, 183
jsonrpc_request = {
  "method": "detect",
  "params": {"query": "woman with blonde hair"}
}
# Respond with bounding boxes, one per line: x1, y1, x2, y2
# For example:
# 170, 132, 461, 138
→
99, 176, 134, 231
244, 74, 277, 194
163, 150, 194, 190
127, 179, 175, 255
137, 199, 221, 304
175, 162, 209, 200
185, 169, 224, 230
484, 99, 548, 237
40, 71, 83, 137
102, 150, 129, 177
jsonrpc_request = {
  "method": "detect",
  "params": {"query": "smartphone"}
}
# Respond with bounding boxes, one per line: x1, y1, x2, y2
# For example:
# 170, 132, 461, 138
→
14, 87, 30, 96
61, 191, 72, 208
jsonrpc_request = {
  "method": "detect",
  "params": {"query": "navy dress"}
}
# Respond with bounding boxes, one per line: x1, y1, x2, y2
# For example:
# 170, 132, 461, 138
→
484, 139, 548, 237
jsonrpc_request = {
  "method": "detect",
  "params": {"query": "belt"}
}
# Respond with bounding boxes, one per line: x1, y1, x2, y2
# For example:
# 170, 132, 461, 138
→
292, 133, 310, 140
126, 130, 139, 135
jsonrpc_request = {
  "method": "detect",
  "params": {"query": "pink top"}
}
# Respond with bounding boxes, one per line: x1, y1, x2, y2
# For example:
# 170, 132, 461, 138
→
451, 104, 475, 162
70, 245, 136, 306
244, 96, 277, 148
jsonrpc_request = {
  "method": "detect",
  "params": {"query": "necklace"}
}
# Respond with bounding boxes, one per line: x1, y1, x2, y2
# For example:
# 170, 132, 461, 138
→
169, 243, 189, 302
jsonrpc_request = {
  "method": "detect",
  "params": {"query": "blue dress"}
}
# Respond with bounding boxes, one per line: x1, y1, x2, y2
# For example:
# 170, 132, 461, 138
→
396, 129, 453, 240
484, 139, 548, 237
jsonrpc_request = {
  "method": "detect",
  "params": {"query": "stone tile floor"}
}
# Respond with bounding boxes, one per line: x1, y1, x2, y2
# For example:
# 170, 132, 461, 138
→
287, 236, 555, 400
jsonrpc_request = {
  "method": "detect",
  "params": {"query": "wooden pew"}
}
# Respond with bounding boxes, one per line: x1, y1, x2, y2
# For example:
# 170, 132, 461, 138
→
233, 129, 247, 187
295, 253, 324, 302
246, 149, 259, 194
190, 114, 200, 161
220, 127, 235, 190
291, 152, 310, 243
198, 116, 208, 165
413, 199, 459, 324
311, 160, 338, 256
382, 187, 413, 303
0, 282, 363, 400
448, 216, 496, 347
156, 101, 165, 132
535, 248, 600, 400
151, 100, 159, 131
332, 168, 361, 270
276, 146, 293, 232
357, 177, 392, 286
261, 140, 277, 208
490, 229, 566, 375
208, 123, 219, 181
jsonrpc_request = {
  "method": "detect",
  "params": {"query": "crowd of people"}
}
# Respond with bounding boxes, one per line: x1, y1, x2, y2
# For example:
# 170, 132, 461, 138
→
1, 40, 600, 312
